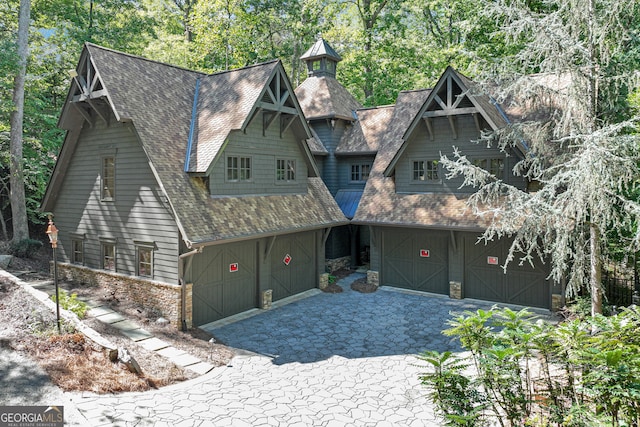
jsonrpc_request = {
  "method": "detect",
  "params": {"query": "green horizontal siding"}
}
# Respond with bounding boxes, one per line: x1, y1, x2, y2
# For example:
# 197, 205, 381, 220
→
51, 120, 179, 284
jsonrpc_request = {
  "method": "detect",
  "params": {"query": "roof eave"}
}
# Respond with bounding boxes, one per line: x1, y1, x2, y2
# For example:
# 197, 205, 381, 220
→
350, 219, 486, 233
189, 219, 351, 249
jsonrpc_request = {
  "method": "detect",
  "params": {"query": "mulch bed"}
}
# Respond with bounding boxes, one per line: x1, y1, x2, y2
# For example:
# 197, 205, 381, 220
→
350, 277, 378, 293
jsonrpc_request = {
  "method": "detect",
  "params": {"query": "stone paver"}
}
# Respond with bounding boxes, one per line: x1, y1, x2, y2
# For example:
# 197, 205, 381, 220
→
6, 269, 551, 426
171, 353, 201, 367
119, 327, 153, 341
88, 306, 117, 317
110, 319, 141, 331
137, 337, 170, 351
156, 346, 186, 359
94, 311, 127, 324
63, 273, 518, 426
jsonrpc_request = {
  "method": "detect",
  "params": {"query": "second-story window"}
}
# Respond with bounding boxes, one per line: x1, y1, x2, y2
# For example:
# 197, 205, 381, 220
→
425, 160, 439, 180
413, 160, 439, 181
227, 156, 252, 181
351, 163, 371, 182
474, 158, 504, 179
101, 156, 115, 200
277, 159, 296, 181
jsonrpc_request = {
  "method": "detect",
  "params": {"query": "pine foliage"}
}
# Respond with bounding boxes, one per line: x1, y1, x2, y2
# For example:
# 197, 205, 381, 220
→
440, 0, 640, 312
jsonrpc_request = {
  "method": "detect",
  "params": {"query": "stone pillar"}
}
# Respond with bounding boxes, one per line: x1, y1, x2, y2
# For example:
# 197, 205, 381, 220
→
261, 289, 273, 309
319, 273, 329, 290
367, 270, 379, 287
184, 282, 193, 329
551, 294, 563, 312
449, 281, 462, 299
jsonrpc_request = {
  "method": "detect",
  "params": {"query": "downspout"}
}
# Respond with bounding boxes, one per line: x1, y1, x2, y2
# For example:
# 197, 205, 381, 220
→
178, 247, 201, 330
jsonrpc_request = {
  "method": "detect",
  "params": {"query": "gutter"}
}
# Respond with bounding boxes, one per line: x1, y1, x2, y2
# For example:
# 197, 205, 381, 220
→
178, 247, 202, 330
189, 221, 351, 250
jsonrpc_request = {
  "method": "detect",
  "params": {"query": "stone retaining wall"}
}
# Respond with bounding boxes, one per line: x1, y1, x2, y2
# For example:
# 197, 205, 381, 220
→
325, 256, 351, 273
53, 263, 183, 328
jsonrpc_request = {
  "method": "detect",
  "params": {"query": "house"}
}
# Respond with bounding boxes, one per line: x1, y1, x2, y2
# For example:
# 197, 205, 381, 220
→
351, 67, 560, 309
42, 40, 559, 331
41, 43, 348, 328
295, 39, 392, 269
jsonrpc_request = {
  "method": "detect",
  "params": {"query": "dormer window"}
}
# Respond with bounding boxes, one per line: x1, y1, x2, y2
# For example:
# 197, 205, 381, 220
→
227, 156, 252, 181
351, 163, 371, 182
276, 159, 296, 182
413, 160, 439, 181
473, 158, 504, 179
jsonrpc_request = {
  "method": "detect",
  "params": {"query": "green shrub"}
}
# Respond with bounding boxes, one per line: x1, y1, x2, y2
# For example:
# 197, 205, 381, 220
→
8, 238, 43, 258
419, 350, 487, 426
51, 289, 88, 319
420, 306, 640, 426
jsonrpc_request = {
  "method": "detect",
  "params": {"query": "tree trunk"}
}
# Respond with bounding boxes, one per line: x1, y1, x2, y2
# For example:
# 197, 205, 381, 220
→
9, 0, 30, 242
590, 223, 603, 316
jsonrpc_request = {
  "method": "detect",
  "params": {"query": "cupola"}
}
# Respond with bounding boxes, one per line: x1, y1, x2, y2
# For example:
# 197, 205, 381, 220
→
300, 38, 342, 78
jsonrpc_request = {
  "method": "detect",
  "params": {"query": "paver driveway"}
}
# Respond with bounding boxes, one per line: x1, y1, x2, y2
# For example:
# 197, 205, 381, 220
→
73, 273, 502, 426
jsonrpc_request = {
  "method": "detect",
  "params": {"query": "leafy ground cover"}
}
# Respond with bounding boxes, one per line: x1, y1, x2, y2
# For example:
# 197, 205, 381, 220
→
0, 247, 234, 393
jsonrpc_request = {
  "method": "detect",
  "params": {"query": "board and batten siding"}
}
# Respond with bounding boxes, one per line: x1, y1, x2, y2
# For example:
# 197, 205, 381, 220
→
208, 119, 309, 196
395, 115, 527, 194
51, 121, 180, 284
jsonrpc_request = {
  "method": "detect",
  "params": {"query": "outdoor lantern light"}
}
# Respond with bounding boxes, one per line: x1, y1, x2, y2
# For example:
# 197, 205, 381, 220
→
46, 215, 61, 334
46, 217, 58, 248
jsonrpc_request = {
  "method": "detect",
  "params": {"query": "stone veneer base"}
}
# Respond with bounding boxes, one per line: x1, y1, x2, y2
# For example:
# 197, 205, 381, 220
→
53, 262, 183, 328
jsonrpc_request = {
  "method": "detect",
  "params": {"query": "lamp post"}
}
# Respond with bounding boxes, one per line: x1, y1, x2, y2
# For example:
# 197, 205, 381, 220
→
46, 215, 61, 334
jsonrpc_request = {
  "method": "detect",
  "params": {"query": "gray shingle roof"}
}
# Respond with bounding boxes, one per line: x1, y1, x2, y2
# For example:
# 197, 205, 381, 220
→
48, 44, 346, 246
336, 106, 394, 154
307, 127, 329, 155
188, 61, 279, 173
352, 87, 491, 230
295, 76, 362, 121
300, 39, 342, 62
